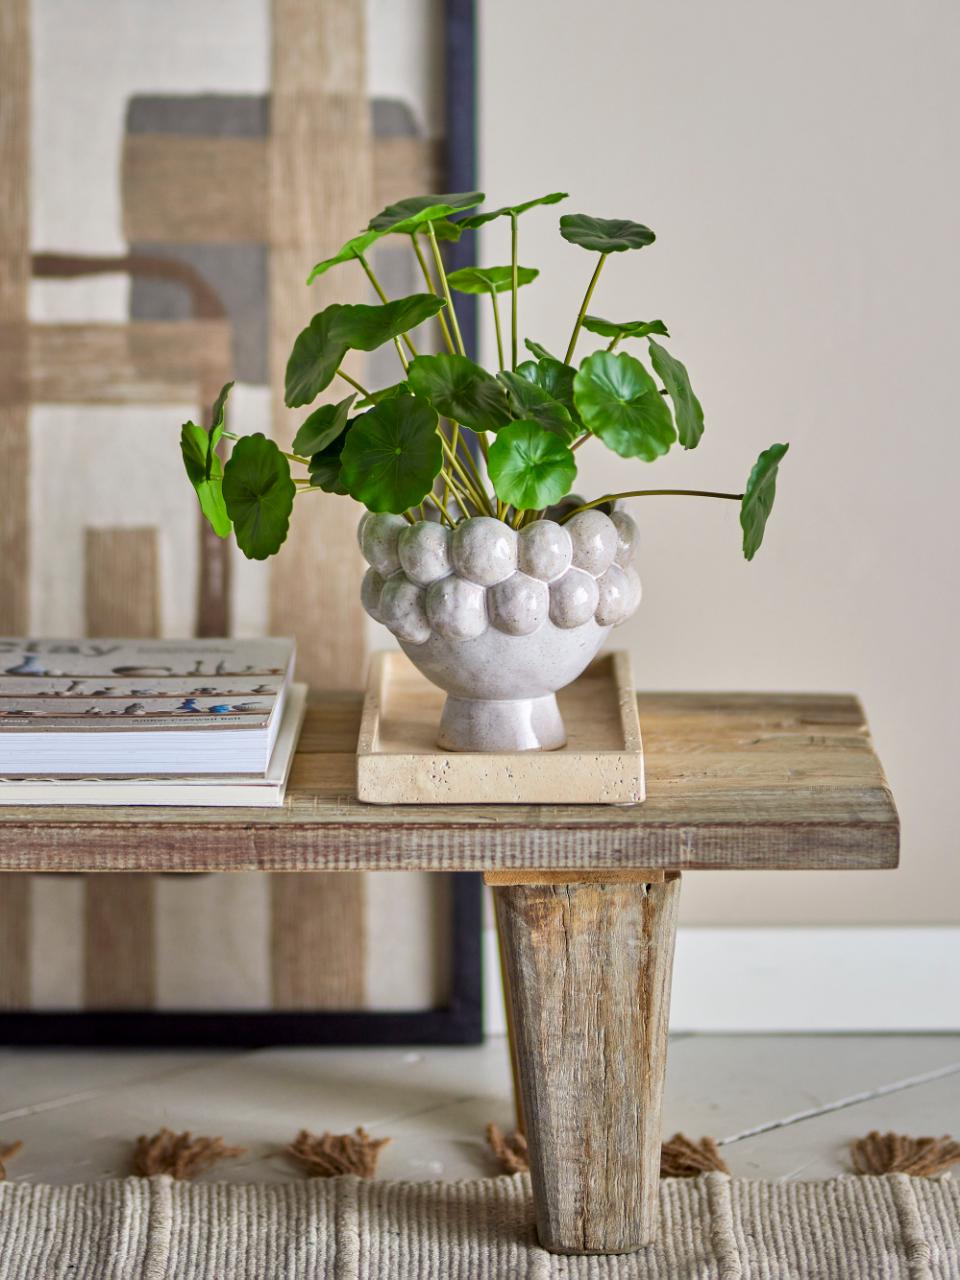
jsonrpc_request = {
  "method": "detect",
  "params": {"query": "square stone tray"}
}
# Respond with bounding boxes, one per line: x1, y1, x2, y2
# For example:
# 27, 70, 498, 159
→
356, 650, 644, 805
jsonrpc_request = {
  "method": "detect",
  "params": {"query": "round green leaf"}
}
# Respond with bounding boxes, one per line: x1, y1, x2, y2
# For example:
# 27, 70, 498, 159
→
208, 380, 234, 433
407, 354, 511, 434
446, 265, 539, 295
460, 192, 568, 229
340, 394, 442, 513
222, 433, 296, 560
180, 421, 231, 537
179, 380, 234, 538
291, 393, 356, 457
741, 443, 789, 561
284, 306, 348, 408
306, 229, 382, 284
499, 369, 577, 442
648, 339, 704, 450
559, 214, 656, 254
524, 338, 559, 362
337, 295, 446, 351
488, 421, 577, 511
285, 295, 445, 408
514, 358, 583, 429
573, 351, 676, 460
308, 426, 352, 496
583, 316, 670, 340
356, 381, 409, 408
308, 447, 349, 494
368, 191, 484, 234
411, 217, 463, 243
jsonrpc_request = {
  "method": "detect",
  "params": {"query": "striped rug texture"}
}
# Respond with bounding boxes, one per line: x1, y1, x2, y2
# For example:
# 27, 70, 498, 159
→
1, 1172, 958, 1278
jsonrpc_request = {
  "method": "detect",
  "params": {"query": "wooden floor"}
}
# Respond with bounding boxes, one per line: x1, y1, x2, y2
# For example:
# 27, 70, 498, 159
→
1, 1035, 958, 1185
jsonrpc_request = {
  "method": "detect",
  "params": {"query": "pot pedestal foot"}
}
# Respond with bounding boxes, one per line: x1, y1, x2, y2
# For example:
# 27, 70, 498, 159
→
438, 693, 566, 752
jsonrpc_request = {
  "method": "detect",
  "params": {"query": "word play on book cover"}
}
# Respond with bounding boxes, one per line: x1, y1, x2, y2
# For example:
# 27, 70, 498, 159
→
0, 638, 305, 806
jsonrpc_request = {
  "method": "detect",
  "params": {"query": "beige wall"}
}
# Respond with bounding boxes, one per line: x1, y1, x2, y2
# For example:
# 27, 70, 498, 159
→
478, 0, 960, 924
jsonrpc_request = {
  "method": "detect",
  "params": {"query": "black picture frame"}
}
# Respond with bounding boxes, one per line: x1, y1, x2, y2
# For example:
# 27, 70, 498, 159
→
2, 872, 483, 1048
1, 0, 484, 1051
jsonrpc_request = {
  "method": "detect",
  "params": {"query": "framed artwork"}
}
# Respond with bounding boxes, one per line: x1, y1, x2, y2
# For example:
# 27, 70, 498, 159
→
0, 0, 483, 1046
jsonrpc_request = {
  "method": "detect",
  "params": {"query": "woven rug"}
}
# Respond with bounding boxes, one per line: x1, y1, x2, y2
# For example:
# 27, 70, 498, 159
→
1, 1172, 957, 1278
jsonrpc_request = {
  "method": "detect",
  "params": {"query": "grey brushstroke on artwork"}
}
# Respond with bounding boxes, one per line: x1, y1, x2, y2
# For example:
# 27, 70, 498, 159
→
130, 243, 269, 384
371, 99, 419, 137
126, 94, 270, 138
127, 93, 427, 387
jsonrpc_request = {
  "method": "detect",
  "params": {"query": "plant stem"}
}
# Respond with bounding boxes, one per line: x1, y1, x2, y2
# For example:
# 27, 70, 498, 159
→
489, 287, 505, 370
564, 253, 606, 365
606, 335, 621, 352
440, 434, 489, 514
410, 234, 455, 354
559, 488, 744, 522
426, 222, 466, 356
510, 213, 519, 369
441, 466, 473, 521
457, 432, 495, 515
336, 368, 371, 397
358, 253, 417, 364
571, 433, 590, 452
423, 489, 454, 527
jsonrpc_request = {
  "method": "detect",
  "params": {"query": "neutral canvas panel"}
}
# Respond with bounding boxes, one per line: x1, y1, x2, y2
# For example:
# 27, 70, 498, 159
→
3, 0, 464, 1030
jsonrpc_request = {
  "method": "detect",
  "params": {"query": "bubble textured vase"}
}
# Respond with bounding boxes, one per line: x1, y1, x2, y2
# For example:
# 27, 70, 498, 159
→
357, 509, 642, 751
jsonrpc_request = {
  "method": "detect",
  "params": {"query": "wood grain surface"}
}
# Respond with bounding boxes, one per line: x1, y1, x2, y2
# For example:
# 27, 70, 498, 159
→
494, 876, 680, 1252
267, 0, 371, 691
83, 874, 156, 1009
265, 0, 370, 994
0, 0, 31, 999
121, 134, 440, 243
0, 875, 31, 1008
270, 872, 366, 1009
0, 0, 30, 634
82, 527, 160, 1007
0, 689, 900, 873
84, 529, 160, 638
29, 322, 232, 404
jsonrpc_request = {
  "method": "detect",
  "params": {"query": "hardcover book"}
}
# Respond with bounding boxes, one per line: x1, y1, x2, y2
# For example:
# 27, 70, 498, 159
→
0, 638, 296, 777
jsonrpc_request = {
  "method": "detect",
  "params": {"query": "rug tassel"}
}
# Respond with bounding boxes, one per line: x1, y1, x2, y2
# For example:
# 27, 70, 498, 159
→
485, 1125, 731, 1178
132, 1128, 246, 1180
286, 1127, 390, 1178
486, 1123, 529, 1174
0, 1140, 23, 1180
851, 1130, 960, 1177
661, 1133, 731, 1177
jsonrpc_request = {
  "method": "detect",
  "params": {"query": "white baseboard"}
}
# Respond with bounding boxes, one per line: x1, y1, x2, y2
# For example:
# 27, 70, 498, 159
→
483, 926, 960, 1034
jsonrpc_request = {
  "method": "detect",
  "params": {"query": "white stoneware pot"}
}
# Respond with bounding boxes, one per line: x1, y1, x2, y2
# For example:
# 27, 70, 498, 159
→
358, 505, 641, 752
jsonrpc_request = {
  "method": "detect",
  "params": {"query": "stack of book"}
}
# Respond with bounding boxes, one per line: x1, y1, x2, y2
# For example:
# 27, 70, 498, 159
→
0, 638, 305, 806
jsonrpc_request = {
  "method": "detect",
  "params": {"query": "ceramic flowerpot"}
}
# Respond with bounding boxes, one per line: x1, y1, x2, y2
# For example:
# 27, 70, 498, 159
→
358, 505, 641, 752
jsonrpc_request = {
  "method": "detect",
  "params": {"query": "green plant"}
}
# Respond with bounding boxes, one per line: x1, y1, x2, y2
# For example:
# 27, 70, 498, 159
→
181, 190, 787, 562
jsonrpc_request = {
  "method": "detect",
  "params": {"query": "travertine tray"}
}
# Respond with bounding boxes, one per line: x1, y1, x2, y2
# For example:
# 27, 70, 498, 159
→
357, 650, 644, 805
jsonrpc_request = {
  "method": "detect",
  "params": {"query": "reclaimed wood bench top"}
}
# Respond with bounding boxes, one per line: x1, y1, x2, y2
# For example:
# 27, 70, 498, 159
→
0, 691, 898, 874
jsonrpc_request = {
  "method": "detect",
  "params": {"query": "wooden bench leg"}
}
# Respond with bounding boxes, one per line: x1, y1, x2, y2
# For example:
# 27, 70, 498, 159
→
491, 873, 680, 1255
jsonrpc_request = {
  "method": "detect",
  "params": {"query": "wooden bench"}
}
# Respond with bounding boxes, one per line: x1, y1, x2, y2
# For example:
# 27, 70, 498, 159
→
0, 690, 899, 1255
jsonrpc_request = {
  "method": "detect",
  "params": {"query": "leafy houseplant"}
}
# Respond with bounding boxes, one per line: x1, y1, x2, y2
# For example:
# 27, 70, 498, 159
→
181, 190, 788, 751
